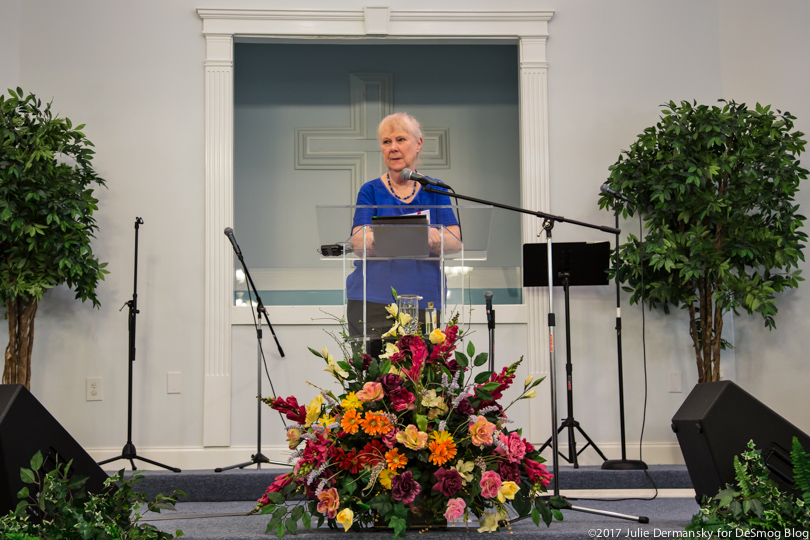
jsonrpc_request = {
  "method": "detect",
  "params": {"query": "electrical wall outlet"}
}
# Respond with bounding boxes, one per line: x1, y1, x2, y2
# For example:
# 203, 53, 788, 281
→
668, 370, 683, 393
86, 377, 102, 401
167, 372, 182, 394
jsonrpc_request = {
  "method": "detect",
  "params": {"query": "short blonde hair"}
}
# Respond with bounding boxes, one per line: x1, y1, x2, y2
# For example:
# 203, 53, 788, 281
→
377, 112, 423, 143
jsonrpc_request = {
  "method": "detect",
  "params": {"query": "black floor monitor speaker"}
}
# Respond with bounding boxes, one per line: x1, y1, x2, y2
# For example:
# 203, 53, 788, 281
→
672, 380, 810, 502
0, 384, 109, 515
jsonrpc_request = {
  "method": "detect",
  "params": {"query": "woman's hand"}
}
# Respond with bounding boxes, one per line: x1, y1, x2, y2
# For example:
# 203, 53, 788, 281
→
429, 225, 461, 255
351, 225, 376, 257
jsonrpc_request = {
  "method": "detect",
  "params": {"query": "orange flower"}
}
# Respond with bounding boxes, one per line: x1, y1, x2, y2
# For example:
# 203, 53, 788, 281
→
359, 412, 393, 436
341, 409, 360, 434
428, 431, 457, 466
385, 448, 408, 471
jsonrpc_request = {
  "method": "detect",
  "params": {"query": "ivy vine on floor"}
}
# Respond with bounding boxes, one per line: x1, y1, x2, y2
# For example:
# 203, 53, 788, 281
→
0, 451, 184, 539
688, 437, 810, 533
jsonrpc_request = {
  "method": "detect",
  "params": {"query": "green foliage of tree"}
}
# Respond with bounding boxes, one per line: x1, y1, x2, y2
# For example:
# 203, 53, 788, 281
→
600, 100, 808, 382
1, 88, 108, 388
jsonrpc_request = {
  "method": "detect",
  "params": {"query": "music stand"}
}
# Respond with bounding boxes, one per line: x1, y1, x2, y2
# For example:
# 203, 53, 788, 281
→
524, 241, 611, 467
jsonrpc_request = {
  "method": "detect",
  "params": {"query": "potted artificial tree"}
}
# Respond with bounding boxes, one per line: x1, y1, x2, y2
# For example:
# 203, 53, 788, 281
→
1, 88, 108, 389
600, 100, 807, 383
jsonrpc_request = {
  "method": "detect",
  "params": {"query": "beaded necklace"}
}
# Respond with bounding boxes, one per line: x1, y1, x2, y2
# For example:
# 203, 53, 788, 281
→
386, 172, 417, 201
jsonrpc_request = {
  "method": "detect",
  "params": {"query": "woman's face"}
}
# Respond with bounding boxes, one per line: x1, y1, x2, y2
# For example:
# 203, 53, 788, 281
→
380, 128, 422, 175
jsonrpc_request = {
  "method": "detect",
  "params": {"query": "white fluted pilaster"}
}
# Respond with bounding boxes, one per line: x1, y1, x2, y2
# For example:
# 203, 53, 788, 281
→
203, 33, 234, 447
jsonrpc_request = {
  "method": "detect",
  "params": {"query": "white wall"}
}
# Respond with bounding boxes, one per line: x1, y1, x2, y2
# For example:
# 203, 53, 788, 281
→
2, 0, 809, 469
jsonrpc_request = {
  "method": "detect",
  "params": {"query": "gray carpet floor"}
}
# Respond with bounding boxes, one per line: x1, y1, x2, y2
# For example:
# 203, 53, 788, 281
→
143, 498, 700, 539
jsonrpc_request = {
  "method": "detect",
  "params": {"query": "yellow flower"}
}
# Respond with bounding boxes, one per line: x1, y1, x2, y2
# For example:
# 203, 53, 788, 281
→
477, 510, 501, 533
384, 303, 399, 319
421, 389, 446, 410
451, 460, 475, 484
319, 414, 337, 428
428, 328, 446, 345
396, 424, 429, 450
523, 390, 537, 399
322, 347, 348, 379
305, 394, 324, 427
379, 342, 400, 360
379, 468, 395, 489
431, 430, 454, 444
525, 375, 534, 387
497, 481, 519, 503
341, 392, 363, 411
336, 508, 354, 532
381, 322, 405, 339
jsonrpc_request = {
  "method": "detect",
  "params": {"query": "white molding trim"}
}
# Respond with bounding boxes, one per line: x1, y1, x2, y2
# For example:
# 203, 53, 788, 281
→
198, 7, 553, 447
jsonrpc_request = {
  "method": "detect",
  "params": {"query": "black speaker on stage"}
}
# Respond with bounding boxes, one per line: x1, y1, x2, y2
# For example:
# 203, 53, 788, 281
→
672, 380, 810, 502
0, 384, 109, 514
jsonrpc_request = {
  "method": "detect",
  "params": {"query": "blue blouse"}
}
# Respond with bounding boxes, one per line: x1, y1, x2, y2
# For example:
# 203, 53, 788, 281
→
347, 177, 459, 307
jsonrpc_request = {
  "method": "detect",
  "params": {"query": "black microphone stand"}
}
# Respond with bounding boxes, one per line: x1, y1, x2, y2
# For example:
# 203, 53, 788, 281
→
602, 201, 647, 470
98, 217, 181, 473
422, 186, 648, 524
216, 228, 289, 472
485, 291, 495, 372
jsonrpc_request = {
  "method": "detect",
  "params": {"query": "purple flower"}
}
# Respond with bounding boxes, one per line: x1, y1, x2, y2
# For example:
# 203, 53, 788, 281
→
391, 470, 422, 505
380, 373, 403, 393
498, 461, 521, 483
432, 467, 463, 497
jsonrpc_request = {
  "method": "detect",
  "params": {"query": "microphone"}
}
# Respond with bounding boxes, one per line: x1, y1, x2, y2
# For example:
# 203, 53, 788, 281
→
600, 183, 634, 204
224, 227, 242, 257
402, 168, 452, 190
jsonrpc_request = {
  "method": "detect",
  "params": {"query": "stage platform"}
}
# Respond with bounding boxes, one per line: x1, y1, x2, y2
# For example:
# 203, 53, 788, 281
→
130, 465, 700, 539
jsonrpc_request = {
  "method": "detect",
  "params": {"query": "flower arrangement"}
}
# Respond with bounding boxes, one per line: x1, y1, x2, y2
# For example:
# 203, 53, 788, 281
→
256, 302, 562, 538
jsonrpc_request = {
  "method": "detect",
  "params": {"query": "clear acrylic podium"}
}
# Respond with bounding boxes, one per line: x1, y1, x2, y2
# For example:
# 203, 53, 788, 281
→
316, 205, 492, 352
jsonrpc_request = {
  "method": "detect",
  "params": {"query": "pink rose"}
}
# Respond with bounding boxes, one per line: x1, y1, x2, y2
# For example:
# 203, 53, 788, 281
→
444, 497, 466, 521
479, 470, 502, 499
316, 487, 340, 519
495, 431, 527, 463
382, 428, 400, 449
468, 415, 496, 447
389, 387, 415, 412
357, 381, 384, 402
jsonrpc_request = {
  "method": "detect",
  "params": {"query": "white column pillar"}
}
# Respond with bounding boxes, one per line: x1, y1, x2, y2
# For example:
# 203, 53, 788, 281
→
519, 36, 551, 442
203, 33, 234, 447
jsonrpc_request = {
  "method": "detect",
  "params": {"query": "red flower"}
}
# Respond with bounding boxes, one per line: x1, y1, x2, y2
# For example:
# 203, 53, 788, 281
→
523, 458, 553, 487
359, 440, 387, 467
268, 396, 307, 424
332, 447, 361, 474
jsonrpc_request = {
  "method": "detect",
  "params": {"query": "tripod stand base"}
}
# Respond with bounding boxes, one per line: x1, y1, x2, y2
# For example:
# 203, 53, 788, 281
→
215, 452, 292, 473
601, 458, 648, 470
97, 442, 181, 473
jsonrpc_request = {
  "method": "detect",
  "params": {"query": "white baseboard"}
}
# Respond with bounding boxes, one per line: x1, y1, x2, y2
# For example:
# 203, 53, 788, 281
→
89, 442, 684, 472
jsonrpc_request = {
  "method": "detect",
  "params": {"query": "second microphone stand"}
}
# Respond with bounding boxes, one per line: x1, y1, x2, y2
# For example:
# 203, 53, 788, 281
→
423, 184, 648, 524
216, 228, 289, 472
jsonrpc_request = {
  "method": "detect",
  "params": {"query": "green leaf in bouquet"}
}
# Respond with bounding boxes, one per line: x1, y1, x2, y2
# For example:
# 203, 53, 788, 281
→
260, 503, 277, 514
480, 382, 501, 392
531, 507, 541, 526
416, 414, 428, 432
535, 497, 553, 526
341, 475, 357, 495
317, 514, 325, 528
367, 360, 380, 381
392, 502, 408, 518
475, 388, 493, 401
301, 511, 311, 530
276, 521, 286, 538
352, 352, 365, 371
512, 487, 532, 516
290, 505, 305, 521
285, 516, 298, 535
267, 491, 285, 505
473, 353, 488, 367
528, 377, 546, 390
308, 347, 324, 358
455, 352, 469, 368
389, 515, 407, 540
16, 486, 29, 500
467, 341, 476, 357
474, 371, 493, 384
380, 359, 392, 375
339, 360, 354, 372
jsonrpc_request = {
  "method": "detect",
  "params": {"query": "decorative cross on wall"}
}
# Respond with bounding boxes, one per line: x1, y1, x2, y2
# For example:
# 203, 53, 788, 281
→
295, 73, 450, 198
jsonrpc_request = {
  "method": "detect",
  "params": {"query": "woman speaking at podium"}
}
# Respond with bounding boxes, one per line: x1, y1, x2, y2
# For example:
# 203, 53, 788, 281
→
347, 112, 460, 350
